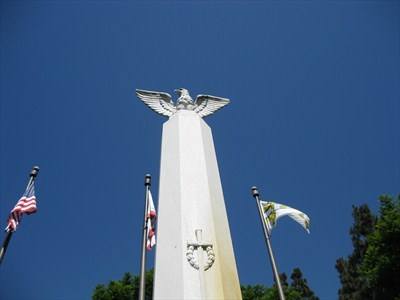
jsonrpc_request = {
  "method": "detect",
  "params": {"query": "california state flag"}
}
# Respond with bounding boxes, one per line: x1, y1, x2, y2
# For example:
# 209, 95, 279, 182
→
259, 200, 310, 237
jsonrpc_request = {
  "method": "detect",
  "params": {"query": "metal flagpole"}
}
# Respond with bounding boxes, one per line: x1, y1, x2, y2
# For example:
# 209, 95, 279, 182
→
0, 166, 40, 265
139, 174, 151, 300
252, 186, 286, 300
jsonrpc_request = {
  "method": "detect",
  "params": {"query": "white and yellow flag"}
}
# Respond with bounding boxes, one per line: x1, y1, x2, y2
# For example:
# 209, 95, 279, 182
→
259, 201, 310, 237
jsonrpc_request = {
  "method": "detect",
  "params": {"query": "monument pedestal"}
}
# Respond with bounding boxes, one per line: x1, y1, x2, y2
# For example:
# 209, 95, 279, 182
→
153, 110, 241, 299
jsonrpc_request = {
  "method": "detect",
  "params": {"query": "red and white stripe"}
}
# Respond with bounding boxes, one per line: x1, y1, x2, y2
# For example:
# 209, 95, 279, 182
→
146, 191, 156, 250
5, 191, 37, 232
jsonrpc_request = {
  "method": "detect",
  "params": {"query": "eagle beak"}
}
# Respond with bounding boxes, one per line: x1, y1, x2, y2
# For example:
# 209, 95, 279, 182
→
174, 89, 180, 94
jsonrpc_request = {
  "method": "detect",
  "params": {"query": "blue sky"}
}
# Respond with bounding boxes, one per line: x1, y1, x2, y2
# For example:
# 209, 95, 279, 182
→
0, 1, 398, 299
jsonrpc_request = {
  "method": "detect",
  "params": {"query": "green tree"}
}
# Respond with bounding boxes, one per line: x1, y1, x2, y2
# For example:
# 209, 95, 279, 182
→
241, 269, 318, 300
264, 284, 302, 300
290, 268, 319, 300
335, 204, 377, 299
94, 268, 318, 300
92, 268, 153, 300
336, 194, 400, 300
241, 284, 270, 300
359, 195, 400, 300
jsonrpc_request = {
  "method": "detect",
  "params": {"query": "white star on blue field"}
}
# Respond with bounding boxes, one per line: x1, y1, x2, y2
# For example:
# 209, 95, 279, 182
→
1, 2, 398, 299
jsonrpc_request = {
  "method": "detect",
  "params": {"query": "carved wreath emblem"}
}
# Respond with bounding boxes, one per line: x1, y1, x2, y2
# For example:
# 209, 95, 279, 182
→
186, 245, 215, 271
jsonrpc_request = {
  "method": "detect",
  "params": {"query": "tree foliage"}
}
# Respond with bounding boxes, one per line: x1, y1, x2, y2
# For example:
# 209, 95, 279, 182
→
335, 203, 377, 299
359, 195, 400, 299
336, 194, 400, 300
93, 267, 318, 300
92, 269, 153, 300
290, 268, 319, 300
241, 284, 270, 300
241, 268, 319, 300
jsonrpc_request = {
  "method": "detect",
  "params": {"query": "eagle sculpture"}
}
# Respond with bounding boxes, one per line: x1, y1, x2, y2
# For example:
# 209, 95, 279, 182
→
136, 88, 230, 118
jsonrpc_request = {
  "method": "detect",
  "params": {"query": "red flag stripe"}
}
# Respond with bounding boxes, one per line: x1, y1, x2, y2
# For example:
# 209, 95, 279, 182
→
5, 183, 37, 232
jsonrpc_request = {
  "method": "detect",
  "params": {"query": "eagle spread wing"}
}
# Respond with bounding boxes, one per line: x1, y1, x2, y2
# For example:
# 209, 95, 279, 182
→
136, 89, 176, 117
194, 94, 230, 118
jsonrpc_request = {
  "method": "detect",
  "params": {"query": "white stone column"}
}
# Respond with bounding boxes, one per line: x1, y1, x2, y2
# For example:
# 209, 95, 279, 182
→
153, 110, 242, 299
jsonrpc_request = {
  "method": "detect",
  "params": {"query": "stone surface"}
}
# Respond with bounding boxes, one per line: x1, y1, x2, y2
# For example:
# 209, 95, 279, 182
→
153, 110, 242, 299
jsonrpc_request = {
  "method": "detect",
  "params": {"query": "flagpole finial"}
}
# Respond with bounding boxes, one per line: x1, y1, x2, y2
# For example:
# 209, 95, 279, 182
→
30, 166, 40, 178
251, 186, 259, 198
145, 174, 151, 186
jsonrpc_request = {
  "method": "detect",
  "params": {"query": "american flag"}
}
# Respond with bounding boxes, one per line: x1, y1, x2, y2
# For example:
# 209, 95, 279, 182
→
5, 183, 37, 232
146, 190, 156, 250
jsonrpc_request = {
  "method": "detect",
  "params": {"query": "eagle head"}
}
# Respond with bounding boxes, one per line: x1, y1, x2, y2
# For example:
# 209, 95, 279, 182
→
174, 88, 189, 96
